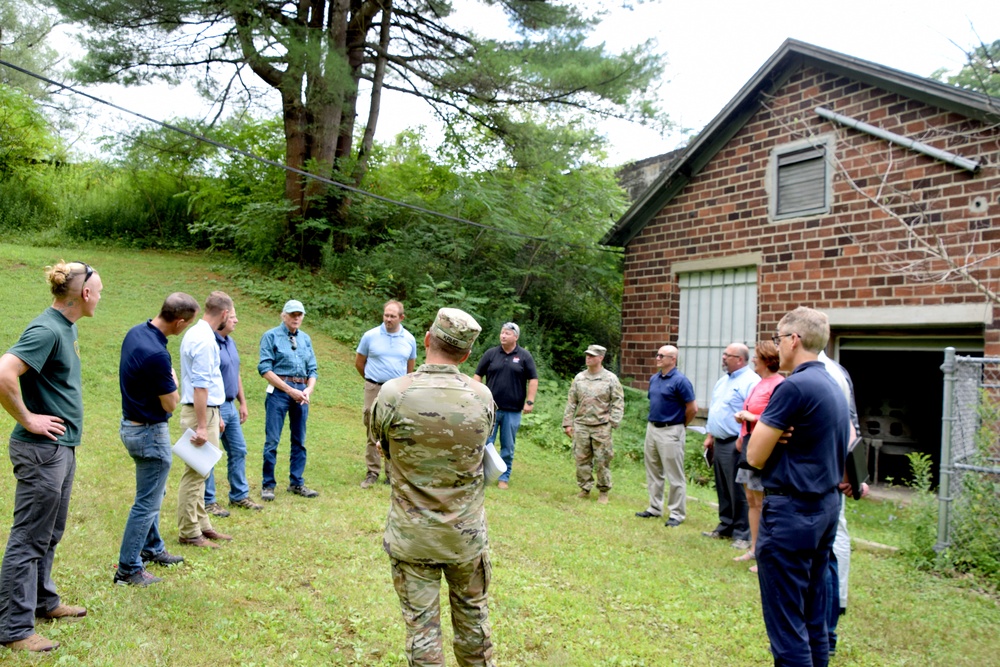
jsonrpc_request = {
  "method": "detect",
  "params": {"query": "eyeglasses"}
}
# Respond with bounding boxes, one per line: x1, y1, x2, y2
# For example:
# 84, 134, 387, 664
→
655, 353, 675, 359
771, 332, 798, 346
74, 261, 93, 286
288, 334, 298, 351
721, 353, 741, 359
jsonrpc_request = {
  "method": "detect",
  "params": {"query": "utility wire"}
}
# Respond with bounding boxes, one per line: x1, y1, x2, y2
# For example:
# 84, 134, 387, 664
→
0, 58, 623, 255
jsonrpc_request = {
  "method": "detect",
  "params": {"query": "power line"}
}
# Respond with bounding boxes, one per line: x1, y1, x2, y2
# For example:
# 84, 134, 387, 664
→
0, 58, 623, 255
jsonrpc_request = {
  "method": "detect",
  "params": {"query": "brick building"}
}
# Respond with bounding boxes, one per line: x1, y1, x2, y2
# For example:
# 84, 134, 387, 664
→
602, 39, 1000, 481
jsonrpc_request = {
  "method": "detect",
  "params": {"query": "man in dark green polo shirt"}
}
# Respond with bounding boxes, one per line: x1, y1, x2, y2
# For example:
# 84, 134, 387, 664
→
0, 260, 104, 653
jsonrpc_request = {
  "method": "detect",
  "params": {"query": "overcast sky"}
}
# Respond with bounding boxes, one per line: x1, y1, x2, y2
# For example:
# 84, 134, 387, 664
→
61, 0, 1000, 167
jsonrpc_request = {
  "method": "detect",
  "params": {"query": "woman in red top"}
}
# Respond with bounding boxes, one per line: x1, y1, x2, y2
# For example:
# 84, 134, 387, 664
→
733, 341, 783, 571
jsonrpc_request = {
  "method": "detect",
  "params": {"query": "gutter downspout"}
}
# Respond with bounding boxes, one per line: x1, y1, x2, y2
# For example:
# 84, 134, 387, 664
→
815, 107, 981, 173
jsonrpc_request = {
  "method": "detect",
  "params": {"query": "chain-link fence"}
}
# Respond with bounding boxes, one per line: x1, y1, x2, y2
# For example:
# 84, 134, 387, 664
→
936, 348, 1000, 565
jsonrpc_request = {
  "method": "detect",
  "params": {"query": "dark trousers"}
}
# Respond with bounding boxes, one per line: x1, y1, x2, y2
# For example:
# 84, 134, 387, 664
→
712, 437, 750, 539
757, 492, 840, 667
0, 439, 76, 643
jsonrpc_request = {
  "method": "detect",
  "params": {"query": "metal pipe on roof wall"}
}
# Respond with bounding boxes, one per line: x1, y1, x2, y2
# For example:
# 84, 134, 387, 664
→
815, 106, 981, 173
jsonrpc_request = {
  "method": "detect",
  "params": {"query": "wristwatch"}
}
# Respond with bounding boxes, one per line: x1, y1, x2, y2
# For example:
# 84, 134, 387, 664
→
525, 400, 534, 406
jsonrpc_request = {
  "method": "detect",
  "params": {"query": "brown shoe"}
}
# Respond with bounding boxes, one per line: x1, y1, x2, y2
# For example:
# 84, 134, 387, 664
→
497, 481, 509, 490
360, 472, 378, 489
202, 529, 232, 542
597, 491, 609, 505
2, 633, 59, 652
179, 535, 220, 549
37, 604, 86, 620
576, 490, 590, 499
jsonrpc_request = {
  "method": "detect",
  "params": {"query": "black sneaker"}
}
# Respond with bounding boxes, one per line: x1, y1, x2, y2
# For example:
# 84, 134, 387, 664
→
287, 484, 319, 498
382, 475, 390, 485
114, 568, 163, 587
261, 487, 275, 501
141, 549, 185, 566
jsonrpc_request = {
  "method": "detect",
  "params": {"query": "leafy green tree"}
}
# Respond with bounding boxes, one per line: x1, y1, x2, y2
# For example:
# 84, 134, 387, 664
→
45, 0, 665, 264
933, 38, 1000, 98
0, 0, 60, 99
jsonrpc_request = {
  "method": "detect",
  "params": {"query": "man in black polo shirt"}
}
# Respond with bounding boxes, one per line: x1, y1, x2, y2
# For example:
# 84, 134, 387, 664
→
114, 293, 199, 587
748, 307, 850, 667
0, 260, 103, 652
473, 322, 538, 490
635, 345, 697, 526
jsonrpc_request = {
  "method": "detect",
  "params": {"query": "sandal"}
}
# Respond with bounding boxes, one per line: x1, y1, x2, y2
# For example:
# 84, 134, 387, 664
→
749, 565, 758, 574
733, 551, 756, 562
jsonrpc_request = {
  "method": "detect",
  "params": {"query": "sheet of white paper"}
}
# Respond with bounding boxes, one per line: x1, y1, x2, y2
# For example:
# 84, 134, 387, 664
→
483, 442, 507, 482
171, 428, 223, 478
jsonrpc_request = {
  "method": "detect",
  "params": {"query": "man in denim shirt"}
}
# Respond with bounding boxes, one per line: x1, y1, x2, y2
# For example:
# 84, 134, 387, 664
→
115, 293, 199, 586
258, 300, 319, 500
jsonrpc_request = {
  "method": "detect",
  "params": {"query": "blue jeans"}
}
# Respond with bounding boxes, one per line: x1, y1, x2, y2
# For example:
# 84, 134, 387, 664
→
0, 439, 75, 643
116, 421, 171, 575
486, 410, 522, 483
205, 400, 250, 503
262, 383, 309, 488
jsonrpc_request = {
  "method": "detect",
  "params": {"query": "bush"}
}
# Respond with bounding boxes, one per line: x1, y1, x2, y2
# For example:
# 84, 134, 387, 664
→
0, 175, 56, 234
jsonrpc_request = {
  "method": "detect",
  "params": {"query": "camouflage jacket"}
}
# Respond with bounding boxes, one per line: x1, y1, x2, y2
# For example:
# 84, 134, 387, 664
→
562, 367, 625, 428
372, 363, 495, 564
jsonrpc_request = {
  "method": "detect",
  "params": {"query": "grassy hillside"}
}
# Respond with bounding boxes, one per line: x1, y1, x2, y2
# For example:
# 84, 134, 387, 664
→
0, 243, 996, 666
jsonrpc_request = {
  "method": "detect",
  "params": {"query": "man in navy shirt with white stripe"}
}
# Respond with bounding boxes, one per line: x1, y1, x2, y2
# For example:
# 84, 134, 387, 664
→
748, 307, 850, 667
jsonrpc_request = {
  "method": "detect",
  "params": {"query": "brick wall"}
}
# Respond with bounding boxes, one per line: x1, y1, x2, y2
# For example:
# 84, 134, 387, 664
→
621, 65, 1000, 385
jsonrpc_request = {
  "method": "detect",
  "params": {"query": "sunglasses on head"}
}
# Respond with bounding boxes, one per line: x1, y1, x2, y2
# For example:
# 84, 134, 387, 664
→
74, 261, 93, 285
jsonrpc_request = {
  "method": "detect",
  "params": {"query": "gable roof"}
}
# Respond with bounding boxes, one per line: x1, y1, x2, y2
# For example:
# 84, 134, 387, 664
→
601, 38, 1000, 247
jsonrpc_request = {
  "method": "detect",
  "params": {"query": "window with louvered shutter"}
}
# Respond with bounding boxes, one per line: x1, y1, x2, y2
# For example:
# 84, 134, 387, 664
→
777, 147, 825, 214
769, 135, 834, 221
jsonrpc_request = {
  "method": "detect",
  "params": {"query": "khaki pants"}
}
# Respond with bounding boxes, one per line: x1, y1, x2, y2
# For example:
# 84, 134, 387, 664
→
573, 422, 614, 493
363, 380, 384, 476
643, 423, 686, 522
390, 553, 494, 667
177, 405, 220, 539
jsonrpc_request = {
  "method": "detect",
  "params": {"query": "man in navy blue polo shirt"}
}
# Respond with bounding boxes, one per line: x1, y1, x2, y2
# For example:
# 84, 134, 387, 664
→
635, 345, 697, 526
748, 307, 850, 667
115, 293, 200, 586
204, 303, 263, 514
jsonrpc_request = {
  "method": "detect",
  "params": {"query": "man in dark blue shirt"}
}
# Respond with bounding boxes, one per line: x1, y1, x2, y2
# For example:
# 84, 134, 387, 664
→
748, 307, 850, 667
635, 345, 697, 526
204, 305, 263, 514
115, 293, 199, 587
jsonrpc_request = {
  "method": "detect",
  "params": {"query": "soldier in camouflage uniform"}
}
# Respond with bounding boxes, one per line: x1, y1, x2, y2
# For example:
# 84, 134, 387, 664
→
371, 307, 496, 667
562, 345, 625, 505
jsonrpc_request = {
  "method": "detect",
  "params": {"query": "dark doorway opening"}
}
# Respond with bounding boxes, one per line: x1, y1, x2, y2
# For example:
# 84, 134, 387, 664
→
839, 349, 944, 487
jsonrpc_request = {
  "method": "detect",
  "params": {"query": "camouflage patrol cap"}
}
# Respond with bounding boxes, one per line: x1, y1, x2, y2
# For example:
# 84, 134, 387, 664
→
585, 344, 607, 357
430, 308, 482, 350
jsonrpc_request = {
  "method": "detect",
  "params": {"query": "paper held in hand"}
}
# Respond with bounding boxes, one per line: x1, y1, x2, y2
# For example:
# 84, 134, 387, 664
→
483, 442, 507, 482
172, 428, 223, 478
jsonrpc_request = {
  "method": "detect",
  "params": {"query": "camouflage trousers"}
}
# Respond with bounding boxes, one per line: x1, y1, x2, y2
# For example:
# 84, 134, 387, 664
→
573, 422, 614, 493
390, 552, 494, 667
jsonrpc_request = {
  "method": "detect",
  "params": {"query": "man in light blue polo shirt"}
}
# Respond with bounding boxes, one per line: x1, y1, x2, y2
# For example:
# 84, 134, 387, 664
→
355, 300, 417, 488
702, 342, 759, 546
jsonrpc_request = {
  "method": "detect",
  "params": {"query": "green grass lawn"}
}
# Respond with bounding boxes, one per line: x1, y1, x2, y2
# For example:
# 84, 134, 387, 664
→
0, 243, 997, 666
